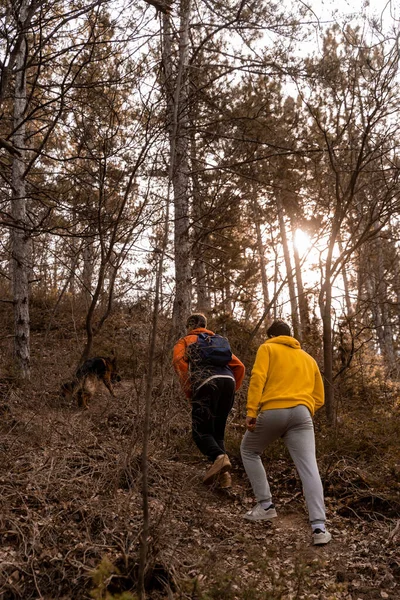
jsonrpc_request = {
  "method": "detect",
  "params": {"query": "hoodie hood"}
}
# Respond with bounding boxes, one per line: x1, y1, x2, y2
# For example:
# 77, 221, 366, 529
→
266, 335, 301, 349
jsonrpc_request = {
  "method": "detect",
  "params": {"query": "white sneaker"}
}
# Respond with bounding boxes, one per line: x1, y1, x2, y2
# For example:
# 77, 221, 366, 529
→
312, 528, 332, 545
244, 503, 277, 521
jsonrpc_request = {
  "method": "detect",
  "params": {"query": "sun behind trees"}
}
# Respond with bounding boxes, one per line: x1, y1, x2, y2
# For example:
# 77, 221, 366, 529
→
0, 1, 399, 598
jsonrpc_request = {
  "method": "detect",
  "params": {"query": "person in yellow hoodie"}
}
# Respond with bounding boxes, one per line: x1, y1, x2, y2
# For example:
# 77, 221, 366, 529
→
241, 319, 331, 545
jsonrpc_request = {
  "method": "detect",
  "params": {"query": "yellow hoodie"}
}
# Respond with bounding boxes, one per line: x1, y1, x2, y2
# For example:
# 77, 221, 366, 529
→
246, 336, 324, 418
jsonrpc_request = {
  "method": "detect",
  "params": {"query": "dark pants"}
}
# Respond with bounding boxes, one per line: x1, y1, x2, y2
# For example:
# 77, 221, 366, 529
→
191, 377, 235, 462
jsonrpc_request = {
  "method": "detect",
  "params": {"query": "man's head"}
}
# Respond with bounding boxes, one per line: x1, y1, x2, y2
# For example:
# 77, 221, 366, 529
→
186, 313, 207, 331
267, 319, 291, 338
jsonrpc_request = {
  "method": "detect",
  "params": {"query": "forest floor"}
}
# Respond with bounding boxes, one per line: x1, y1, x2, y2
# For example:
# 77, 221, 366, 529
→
1, 376, 399, 600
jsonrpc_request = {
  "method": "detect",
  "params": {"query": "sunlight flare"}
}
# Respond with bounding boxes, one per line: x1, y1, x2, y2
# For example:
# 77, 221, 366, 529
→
294, 228, 311, 254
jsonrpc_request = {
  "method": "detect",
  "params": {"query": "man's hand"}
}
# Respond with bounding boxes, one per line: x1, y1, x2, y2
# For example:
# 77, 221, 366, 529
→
246, 416, 257, 432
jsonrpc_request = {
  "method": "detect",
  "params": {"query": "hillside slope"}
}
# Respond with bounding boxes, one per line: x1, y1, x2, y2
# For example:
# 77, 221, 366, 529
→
1, 377, 399, 599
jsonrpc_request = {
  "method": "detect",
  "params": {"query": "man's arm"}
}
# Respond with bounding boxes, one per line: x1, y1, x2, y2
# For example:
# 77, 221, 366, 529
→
172, 337, 191, 398
246, 344, 270, 419
229, 353, 245, 391
313, 365, 325, 412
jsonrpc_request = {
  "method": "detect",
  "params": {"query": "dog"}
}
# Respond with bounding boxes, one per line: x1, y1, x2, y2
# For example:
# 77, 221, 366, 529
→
61, 356, 121, 408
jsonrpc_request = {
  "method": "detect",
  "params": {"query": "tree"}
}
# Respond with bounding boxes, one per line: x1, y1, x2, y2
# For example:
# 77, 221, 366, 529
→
11, 0, 31, 378
298, 26, 400, 421
162, 0, 192, 337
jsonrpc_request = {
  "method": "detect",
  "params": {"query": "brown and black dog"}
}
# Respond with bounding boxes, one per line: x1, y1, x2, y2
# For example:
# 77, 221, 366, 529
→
61, 356, 121, 408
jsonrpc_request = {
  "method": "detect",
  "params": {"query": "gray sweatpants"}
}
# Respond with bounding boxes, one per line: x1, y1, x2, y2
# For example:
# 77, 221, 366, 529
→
240, 405, 326, 524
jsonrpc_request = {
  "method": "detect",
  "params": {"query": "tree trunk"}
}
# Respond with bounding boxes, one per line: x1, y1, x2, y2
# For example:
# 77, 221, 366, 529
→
164, 0, 192, 337
224, 279, 233, 315
375, 235, 395, 371
290, 220, 309, 341
276, 194, 300, 338
191, 129, 211, 314
364, 259, 385, 348
192, 255, 211, 313
355, 246, 368, 323
319, 234, 336, 425
272, 231, 279, 320
137, 164, 171, 600
252, 193, 270, 315
393, 251, 400, 335
11, 0, 30, 379
321, 290, 334, 423
338, 240, 353, 316
137, 253, 163, 600
82, 236, 94, 309
341, 263, 353, 316
68, 208, 78, 296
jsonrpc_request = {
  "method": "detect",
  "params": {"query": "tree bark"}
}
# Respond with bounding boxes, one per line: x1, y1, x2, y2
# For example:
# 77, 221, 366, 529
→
164, 0, 192, 337
192, 252, 211, 313
319, 232, 337, 425
276, 194, 300, 339
338, 240, 353, 316
393, 250, 400, 335
191, 128, 211, 313
137, 158, 171, 600
290, 221, 309, 341
252, 193, 270, 315
82, 237, 94, 309
375, 235, 395, 371
11, 0, 30, 379
137, 253, 163, 600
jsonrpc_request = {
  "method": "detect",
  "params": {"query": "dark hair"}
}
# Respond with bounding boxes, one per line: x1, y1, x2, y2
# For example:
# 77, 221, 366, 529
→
267, 319, 291, 338
186, 313, 207, 330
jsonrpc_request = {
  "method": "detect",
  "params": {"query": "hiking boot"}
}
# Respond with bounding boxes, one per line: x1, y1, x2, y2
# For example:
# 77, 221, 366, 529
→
244, 503, 277, 522
312, 528, 332, 545
219, 471, 232, 489
203, 454, 231, 485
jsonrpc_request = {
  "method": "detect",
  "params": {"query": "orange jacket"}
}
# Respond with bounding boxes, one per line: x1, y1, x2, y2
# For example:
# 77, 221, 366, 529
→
172, 327, 245, 398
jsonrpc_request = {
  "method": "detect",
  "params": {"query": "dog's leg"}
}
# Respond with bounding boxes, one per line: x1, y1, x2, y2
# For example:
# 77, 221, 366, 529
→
79, 376, 93, 409
77, 389, 84, 408
60, 382, 74, 400
102, 374, 115, 397
81, 392, 90, 409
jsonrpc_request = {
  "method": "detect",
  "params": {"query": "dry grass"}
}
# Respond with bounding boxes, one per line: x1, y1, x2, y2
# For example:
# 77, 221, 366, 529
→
0, 306, 399, 599
1, 371, 399, 599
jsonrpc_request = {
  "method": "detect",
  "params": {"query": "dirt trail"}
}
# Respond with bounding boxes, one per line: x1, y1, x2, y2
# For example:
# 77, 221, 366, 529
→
144, 449, 399, 600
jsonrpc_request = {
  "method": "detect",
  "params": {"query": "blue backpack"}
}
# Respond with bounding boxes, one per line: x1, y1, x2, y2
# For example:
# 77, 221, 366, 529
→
189, 333, 232, 367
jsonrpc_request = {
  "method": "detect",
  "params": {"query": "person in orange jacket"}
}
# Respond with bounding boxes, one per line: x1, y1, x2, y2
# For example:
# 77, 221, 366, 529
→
173, 313, 245, 487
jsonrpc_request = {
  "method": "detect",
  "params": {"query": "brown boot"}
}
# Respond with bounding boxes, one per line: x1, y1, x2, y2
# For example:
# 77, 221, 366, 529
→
219, 471, 232, 488
203, 454, 231, 485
